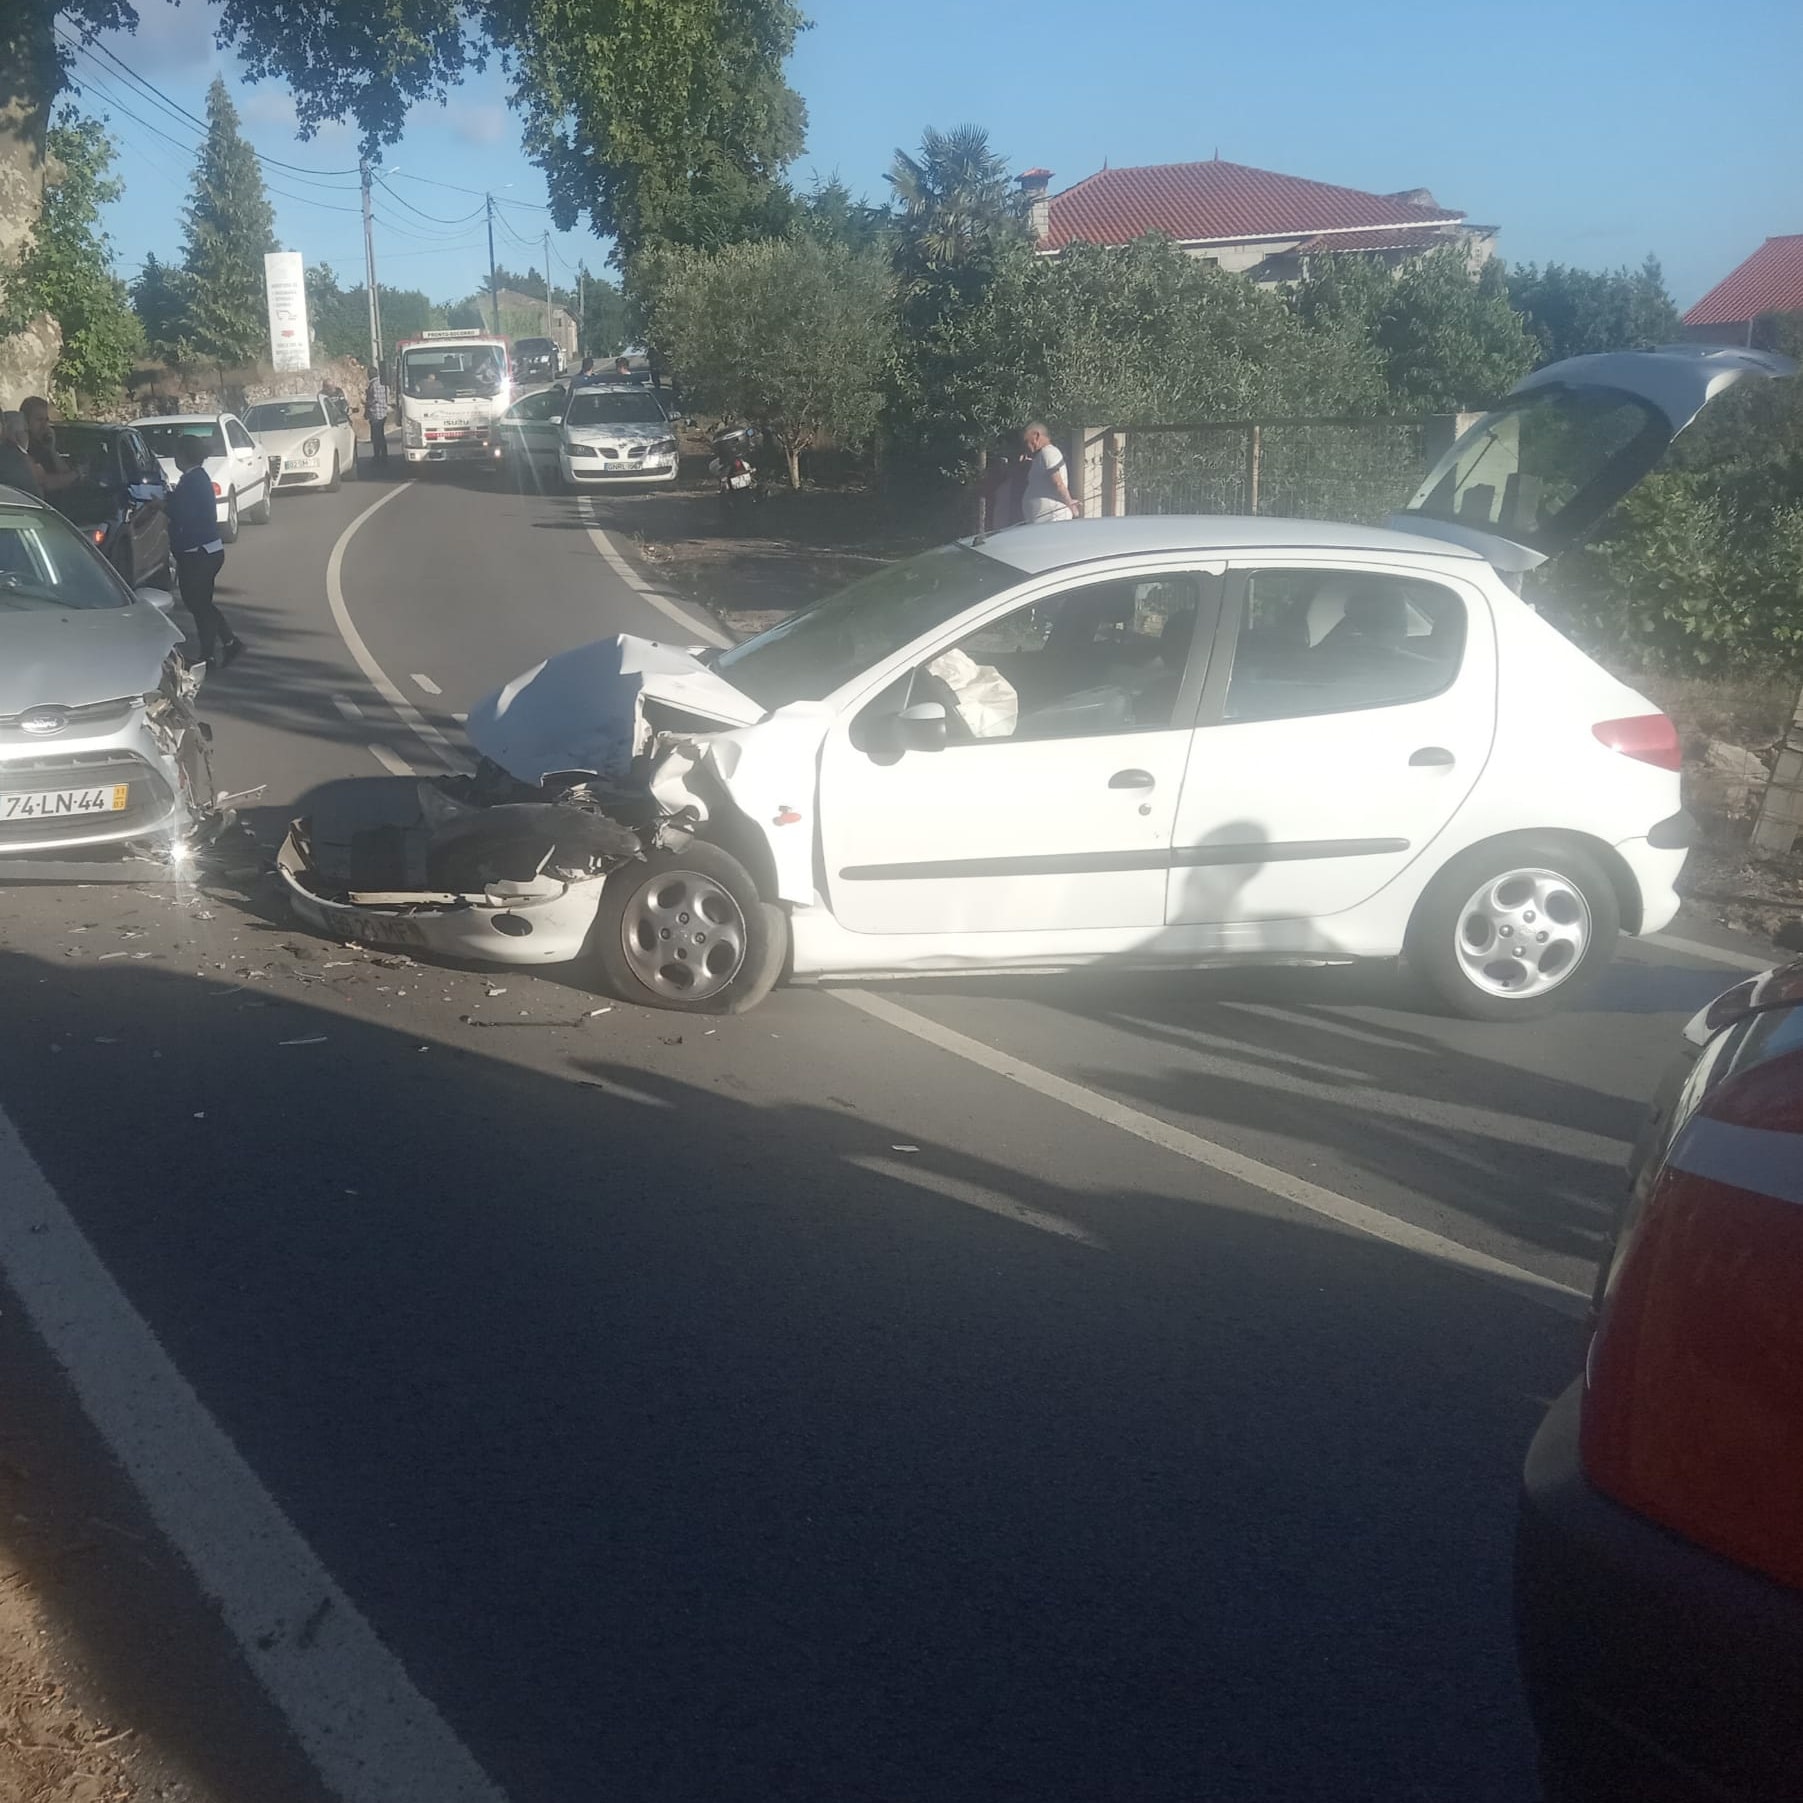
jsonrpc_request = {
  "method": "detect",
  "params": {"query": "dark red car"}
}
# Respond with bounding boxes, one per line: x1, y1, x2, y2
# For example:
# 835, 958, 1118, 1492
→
1516, 957, 1803, 1801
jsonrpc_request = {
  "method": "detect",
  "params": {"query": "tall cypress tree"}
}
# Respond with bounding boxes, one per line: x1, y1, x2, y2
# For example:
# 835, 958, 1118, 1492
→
180, 78, 277, 369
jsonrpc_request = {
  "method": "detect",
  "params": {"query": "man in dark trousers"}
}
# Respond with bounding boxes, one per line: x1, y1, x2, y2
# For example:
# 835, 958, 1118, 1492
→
365, 369, 390, 469
170, 436, 242, 667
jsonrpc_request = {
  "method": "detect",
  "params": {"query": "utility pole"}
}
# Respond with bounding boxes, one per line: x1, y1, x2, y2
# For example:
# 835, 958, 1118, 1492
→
542, 231, 553, 343
577, 270, 585, 360
359, 157, 381, 373
485, 193, 500, 339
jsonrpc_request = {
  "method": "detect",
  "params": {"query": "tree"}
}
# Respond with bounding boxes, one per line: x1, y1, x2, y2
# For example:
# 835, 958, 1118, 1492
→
180, 78, 277, 370
795, 176, 889, 255
578, 268, 629, 358
644, 236, 892, 487
883, 124, 1031, 477
132, 251, 190, 360
1507, 256, 1681, 366
1294, 248, 1535, 412
2, 108, 139, 405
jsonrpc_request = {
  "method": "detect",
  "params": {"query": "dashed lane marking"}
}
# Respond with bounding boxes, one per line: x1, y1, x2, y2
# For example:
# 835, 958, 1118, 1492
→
331, 695, 364, 721
0, 1104, 513, 1803
836, 988, 1587, 1315
368, 744, 414, 777
410, 674, 442, 696
325, 484, 471, 776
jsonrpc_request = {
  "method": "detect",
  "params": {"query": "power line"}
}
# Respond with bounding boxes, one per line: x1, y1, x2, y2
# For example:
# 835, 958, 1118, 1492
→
370, 173, 485, 227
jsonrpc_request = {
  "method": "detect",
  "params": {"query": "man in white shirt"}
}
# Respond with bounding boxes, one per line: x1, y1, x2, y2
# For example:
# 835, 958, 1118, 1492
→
1020, 422, 1080, 522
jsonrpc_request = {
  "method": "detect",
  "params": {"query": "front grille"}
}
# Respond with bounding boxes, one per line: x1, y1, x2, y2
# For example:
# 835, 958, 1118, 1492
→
0, 696, 136, 732
0, 751, 173, 845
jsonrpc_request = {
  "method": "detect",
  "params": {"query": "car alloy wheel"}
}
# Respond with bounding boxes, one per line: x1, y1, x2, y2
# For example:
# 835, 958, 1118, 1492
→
1453, 867, 1592, 1001
619, 868, 748, 1002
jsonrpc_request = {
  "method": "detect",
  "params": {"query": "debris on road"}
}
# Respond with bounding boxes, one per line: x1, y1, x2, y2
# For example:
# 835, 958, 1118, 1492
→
277, 1036, 329, 1047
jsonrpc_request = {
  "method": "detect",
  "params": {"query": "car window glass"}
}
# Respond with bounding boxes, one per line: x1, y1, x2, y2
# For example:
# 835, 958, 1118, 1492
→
226, 419, 255, 451
0, 506, 130, 611
510, 389, 564, 423
1223, 570, 1465, 723
245, 400, 329, 433
920, 574, 1206, 744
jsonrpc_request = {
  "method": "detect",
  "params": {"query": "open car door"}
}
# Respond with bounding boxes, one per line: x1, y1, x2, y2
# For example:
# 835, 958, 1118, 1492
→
1389, 345, 1795, 571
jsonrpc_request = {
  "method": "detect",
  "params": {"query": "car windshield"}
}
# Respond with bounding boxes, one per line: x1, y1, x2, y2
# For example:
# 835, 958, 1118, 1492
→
1403, 385, 1665, 551
140, 421, 225, 459
401, 345, 505, 400
516, 339, 554, 359
565, 389, 666, 428
711, 544, 1019, 710
0, 504, 129, 611
48, 424, 117, 481
245, 400, 328, 433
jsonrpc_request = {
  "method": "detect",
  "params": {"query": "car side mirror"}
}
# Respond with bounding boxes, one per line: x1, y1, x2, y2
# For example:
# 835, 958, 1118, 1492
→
136, 585, 176, 615
896, 701, 948, 753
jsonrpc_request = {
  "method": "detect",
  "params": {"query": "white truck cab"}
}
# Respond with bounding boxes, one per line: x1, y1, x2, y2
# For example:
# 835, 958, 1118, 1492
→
395, 331, 513, 465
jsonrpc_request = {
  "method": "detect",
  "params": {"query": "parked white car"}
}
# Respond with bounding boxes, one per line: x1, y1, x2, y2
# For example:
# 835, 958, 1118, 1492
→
244, 394, 357, 494
279, 346, 1791, 1018
557, 383, 679, 489
136, 412, 273, 541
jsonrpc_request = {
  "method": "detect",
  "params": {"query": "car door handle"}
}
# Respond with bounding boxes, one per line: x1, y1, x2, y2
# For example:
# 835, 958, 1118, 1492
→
1108, 769, 1155, 789
1409, 746, 1455, 767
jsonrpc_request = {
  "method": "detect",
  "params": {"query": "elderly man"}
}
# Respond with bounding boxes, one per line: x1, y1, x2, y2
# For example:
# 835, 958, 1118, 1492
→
0, 412, 41, 498
1020, 422, 1080, 522
20, 396, 77, 493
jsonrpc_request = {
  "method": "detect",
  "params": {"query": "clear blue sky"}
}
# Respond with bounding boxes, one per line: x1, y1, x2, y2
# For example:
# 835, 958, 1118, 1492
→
85, 0, 1802, 310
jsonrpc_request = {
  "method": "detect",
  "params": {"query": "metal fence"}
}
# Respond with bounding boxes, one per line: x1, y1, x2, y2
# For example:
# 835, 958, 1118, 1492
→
1073, 417, 1454, 526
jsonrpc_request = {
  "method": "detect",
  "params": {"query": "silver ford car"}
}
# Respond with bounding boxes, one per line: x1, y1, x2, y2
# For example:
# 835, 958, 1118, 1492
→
0, 482, 220, 862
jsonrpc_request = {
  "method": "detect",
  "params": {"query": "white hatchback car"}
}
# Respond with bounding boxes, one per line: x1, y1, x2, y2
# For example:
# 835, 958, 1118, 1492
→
137, 412, 273, 541
280, 346, 1790, 1018
244, 394, 357, 493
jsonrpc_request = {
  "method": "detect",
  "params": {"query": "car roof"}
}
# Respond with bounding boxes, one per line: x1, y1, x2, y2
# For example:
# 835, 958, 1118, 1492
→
969, 515, 1488, 573
0, 483, 48, 510
136, 413, 220, 425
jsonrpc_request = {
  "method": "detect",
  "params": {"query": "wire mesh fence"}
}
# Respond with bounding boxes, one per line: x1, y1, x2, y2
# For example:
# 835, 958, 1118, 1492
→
1086, 418, 1442, 526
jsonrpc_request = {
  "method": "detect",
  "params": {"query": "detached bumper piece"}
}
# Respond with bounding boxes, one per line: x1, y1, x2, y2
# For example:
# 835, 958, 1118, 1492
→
278, 773, 643, 964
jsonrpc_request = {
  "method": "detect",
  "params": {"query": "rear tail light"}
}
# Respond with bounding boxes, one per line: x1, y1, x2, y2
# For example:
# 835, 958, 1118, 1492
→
1581, 1042, 1803, 1588
211, 481, 223, 497
90, 527, 106, 544
1593, 713, 1681, 771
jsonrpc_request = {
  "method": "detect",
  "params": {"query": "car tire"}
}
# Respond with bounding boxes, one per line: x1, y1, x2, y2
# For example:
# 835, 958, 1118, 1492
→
1406, 835, 1621, 1022
594, 841, 786, 1015
246, 482, 273, 524
325, 454, 341, 494
220, 490, 239, 544
346, 443, 360, 480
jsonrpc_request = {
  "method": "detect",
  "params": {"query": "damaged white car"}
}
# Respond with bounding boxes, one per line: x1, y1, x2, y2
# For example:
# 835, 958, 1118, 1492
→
278, 345, 1791, 1018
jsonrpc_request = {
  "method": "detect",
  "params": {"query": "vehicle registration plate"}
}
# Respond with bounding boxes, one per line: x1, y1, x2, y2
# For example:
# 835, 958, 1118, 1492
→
0, 785, 128, 821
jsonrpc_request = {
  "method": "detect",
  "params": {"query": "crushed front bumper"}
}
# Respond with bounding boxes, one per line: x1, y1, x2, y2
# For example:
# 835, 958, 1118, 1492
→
277, 830, 607, 963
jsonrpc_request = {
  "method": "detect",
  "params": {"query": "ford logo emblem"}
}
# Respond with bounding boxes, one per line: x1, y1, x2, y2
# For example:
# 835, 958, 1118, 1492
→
19, 706, 69, 735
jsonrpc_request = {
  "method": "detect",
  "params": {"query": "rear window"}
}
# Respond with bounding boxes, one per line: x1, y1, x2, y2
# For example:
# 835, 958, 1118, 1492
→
0, 505, 130, 612
140, 421, 226, 459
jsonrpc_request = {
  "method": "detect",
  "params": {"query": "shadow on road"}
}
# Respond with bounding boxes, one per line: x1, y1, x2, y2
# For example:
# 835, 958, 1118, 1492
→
0, 943, 1576, 1803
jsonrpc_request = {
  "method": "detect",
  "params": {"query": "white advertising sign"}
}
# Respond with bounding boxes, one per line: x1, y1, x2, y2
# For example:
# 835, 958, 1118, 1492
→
264, 251, 311, 372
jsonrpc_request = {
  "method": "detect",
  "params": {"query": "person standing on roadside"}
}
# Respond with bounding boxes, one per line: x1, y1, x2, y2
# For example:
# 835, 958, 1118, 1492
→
170, 436, 242, 667
365, 368, 390, 469
1020, 422, 1080, 522
0, 412, 42, 498
20, 396, 78, 494
572, 356, 599, 388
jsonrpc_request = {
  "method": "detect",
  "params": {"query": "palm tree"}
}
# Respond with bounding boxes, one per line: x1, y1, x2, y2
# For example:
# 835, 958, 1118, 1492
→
886, 125, 1023, 273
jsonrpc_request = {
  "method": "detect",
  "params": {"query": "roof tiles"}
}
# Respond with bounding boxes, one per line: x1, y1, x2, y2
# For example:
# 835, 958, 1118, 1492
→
1684, 236, 1803, 327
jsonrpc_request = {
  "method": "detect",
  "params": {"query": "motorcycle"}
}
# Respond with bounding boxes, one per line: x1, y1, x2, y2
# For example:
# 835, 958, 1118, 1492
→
708, 425, 764, 519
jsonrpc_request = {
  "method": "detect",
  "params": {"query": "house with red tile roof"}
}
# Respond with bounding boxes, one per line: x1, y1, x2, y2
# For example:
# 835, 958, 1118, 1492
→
1684, 236, 1803, 346
1018, 159, 1495, 283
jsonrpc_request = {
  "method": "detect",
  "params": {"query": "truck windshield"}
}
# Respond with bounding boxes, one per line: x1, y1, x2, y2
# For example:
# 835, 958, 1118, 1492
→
402, 346, 506, 400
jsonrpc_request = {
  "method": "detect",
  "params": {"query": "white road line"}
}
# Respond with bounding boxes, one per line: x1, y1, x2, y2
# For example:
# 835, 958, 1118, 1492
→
837, 989, 1587, 1315
452, 711, 469, 724
0, 1105, 511, 1803
324, 483, 471, 776
581, 524, 732, 649
848, 1154, 1105, 1248
1642, 931, 1772, 974
331, 694, 364, 721
410, 673, 442, 696
368, 743, 414, 777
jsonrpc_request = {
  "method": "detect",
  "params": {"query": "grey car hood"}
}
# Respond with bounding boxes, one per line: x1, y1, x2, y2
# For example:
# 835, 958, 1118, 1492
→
0, 602, 179, 714
466, 635, 762, 785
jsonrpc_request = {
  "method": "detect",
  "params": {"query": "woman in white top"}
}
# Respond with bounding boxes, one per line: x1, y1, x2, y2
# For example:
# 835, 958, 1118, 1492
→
1019, 422, 1081, 522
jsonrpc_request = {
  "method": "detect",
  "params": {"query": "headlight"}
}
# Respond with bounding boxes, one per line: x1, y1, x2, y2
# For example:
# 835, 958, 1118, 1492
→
300, 436, 322, 458
567, 442, 597, 458
650, 438, 677, 455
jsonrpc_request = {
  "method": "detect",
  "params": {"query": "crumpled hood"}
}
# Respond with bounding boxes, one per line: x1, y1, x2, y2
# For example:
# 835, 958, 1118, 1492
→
0, 603, 179, 714
466, 635, 762, 785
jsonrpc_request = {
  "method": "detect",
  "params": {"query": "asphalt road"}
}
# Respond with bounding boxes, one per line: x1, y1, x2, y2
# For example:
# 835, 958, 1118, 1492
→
0, 458, 1775, 1802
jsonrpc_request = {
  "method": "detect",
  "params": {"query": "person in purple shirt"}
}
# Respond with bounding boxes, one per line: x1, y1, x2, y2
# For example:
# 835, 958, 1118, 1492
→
169, 435, 243, 667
